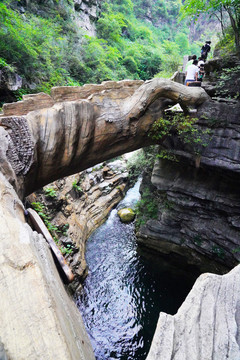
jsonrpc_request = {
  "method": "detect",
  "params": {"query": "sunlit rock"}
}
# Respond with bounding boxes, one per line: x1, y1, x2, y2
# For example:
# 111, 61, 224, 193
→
118, 207, 135, 222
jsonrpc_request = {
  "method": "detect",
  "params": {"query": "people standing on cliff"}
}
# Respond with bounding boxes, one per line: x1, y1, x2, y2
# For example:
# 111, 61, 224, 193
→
185, 59, 199, 85
201, 41, 211, 61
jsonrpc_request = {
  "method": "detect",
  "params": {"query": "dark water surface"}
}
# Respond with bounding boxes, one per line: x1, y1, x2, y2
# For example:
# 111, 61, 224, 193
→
75, 179, 200, 360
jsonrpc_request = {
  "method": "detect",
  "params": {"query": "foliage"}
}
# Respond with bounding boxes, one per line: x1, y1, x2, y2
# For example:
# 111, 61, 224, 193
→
72, 179, 82, 193
193, 234, 203, 246
179, 0, 240, 56
215, 26, 236, 55
134, 0, 182, 27
211, 245, 225, 259
150, 113, 211, 156
0, 0, 206, 98
154, 40, 182, 78
214, 65, 240, 99
60, 223, 70, 236
134, 187, 159, 228
44, 187, 58, 198
126, 147, 158, 183
0, 56, 16, 72
31, 202, 60, 242
31, 202, 73, 256
60, 244, 74, 255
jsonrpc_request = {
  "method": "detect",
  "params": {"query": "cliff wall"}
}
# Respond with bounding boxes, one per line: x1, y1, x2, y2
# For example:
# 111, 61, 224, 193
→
0, 172, 95, 360
137, 61, 240, 359
137, 64, 240, 271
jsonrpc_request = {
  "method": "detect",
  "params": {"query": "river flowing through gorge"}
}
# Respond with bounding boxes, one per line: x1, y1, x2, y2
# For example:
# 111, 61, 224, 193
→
75, 178, 201, 359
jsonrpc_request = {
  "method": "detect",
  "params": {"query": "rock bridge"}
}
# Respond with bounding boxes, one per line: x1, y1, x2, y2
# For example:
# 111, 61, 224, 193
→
0, 78, 209, 197
1, 78, 240, 360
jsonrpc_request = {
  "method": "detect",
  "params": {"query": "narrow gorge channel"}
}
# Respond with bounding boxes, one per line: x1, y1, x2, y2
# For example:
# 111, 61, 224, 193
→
75, 179, 201, 360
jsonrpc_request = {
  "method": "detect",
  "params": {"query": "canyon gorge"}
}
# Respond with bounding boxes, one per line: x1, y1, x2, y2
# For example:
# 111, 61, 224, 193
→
0, 66, 240, 358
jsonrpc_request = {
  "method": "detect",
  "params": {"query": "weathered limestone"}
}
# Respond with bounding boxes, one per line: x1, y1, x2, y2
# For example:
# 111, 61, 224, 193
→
0, 172, 95, 360
2, 92, 54, 116
138, 99, 240, 270
30, 161, 129, 282
51, 79, 144, 102
73, 0, 101, 36
147, 265, 240, 360
1, 79, 209, 196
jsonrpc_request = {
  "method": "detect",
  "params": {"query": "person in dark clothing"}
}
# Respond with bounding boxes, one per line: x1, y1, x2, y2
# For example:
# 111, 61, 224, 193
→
201, 41, 211, 60
197, 64, 205, 82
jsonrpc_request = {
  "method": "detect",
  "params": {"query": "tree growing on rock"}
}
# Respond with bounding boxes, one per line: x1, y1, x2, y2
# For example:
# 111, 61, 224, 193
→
180, 0, 240, 58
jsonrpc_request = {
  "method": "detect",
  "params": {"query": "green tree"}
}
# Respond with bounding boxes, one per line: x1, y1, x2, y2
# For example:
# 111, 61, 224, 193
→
180, 0, 240, 57
175, 32, 190, 55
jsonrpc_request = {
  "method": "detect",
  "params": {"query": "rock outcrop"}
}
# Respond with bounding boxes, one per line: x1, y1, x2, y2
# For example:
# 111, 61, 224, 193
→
73, 0, 101, 36
0, 172, 94, 360
0, 67, 22, 92
137, 99, 240, 271
0, 78, 209, 197
118, 207, 136, 222
30, 160, 129, 285
0, 79, 210, 359
147, 265, 240, 360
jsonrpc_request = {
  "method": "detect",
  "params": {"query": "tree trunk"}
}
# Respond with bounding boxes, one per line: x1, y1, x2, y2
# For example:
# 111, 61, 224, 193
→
226, 6, 240, 58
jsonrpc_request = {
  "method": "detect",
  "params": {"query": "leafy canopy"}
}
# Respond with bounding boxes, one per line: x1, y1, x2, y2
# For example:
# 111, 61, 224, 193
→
180, 0, 240, 56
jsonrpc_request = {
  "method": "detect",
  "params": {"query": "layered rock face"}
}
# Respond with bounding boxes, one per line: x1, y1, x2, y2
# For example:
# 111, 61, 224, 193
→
73, 0, 101, 36
136, 80, 240, 358
147, 265, 240, 360
0, 172, 95, 360
137, 99, 240, 271
30, 161, 129, 284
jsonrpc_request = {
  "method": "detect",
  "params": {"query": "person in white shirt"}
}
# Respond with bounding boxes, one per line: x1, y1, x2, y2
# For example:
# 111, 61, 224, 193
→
184, 54, 197, 72
185, 59, 199, 85
198, 57, 204, 67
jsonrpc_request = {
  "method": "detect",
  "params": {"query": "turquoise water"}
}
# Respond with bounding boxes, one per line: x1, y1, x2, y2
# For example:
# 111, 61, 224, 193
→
76, 179, 200, 359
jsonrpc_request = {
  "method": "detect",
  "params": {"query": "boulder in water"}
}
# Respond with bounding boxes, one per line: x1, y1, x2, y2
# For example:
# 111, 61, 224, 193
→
117, 208, 135, 222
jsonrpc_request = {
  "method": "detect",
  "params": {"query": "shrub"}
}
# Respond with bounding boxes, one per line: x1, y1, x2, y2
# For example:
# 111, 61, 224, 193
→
134, 187, 158, 228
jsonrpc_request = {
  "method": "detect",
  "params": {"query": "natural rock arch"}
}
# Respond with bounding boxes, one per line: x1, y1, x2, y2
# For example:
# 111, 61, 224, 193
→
0, 78, 209, 197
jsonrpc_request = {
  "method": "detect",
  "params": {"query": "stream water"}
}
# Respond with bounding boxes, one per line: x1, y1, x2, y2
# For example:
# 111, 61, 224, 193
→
75, 178, 200, 359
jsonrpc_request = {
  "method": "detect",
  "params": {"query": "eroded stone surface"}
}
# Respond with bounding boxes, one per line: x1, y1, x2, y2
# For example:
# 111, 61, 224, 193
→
147, 265, 240, 360
0, 173, 95, 360
2, 92, 54, 116
138, 99, 240, 270
29, 162, 129, 283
